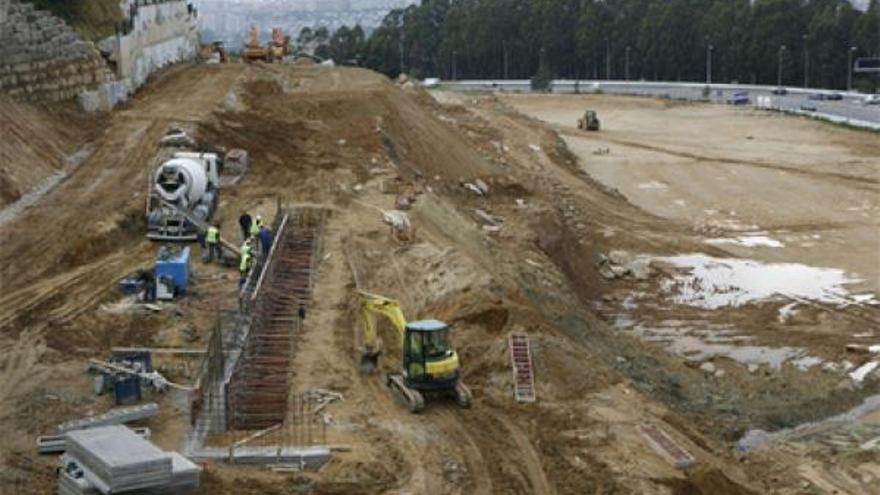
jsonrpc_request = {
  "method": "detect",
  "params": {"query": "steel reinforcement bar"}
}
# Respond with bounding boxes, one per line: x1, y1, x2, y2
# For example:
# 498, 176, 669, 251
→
225, 210, 322, 430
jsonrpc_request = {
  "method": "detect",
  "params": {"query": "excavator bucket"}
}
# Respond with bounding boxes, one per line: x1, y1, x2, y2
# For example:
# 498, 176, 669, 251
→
360, 348, 381, 373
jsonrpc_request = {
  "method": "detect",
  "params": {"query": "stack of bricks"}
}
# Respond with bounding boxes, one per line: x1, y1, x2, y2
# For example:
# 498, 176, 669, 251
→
0, 0, 115, 102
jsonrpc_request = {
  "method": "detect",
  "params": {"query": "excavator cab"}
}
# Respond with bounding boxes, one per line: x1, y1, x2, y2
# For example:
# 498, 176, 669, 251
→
402, 320, 460, 388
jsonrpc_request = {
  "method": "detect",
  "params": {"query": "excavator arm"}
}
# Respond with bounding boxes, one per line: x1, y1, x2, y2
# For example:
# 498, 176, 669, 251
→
358, 291, 407, 372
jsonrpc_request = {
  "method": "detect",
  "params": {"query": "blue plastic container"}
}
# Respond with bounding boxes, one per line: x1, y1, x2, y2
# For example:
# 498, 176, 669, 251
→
113, 376, 142, 405
155, 246, 191, 294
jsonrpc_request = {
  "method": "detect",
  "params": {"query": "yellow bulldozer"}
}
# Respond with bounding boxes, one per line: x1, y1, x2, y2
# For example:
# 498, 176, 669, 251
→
358, 291, 471, 412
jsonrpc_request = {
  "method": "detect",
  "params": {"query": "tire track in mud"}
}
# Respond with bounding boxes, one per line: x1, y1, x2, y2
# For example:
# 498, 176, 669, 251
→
0, 250, 141, 337
556, 127, 880, 191
435, 407, 555, 495
360, 374, 435, 492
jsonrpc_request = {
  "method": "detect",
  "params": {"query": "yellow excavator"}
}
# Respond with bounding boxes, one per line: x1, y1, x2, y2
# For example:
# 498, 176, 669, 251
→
358, 291, 471, 412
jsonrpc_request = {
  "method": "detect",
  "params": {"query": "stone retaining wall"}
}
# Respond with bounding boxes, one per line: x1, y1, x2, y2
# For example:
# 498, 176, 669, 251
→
0, 0, 114, 102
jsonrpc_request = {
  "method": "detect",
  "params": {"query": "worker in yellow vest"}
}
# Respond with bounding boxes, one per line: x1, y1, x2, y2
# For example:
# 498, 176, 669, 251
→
205, 224, 221, 263
249, 215, 263, 238
239, 239, 253, 289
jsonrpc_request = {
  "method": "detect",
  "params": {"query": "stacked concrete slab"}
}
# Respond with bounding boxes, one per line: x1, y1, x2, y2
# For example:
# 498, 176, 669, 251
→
59, 425, 200, 494
166, 453, 200, 492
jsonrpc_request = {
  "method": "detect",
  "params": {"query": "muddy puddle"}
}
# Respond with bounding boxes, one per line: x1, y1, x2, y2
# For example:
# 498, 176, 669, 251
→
614, 317, 805, 369
599, 253, 879, 381
705, 233, 784, 248
654, 254, 878, 310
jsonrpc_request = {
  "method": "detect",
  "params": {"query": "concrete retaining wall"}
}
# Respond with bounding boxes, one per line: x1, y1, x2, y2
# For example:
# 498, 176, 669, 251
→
0, 0, 115, 102
80, 0, 199, 112
117, 0, 198, 88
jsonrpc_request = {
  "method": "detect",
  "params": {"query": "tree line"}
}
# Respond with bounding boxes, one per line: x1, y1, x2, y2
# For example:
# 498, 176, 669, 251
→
304, 0, 880, 91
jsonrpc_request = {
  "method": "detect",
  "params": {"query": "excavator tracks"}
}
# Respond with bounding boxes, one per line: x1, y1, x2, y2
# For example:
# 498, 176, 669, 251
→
386, 374, 472, 413
454, 381, 473, 408
387, 374, 425, 413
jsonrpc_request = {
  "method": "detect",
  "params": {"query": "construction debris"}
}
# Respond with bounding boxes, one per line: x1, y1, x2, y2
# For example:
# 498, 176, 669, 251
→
89, 358, 191, 392
382, 209, 415, 243
159, 128, 196, 148
462, 182, 485, 196
596, 251, 654, 280
56, 403, 159, 434
303, 389, 344, 414
474, 209, 503, 226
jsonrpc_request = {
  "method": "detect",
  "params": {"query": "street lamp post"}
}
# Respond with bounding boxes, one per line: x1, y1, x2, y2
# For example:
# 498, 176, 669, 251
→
777, 44, 787, 88
452, 49, 457, 81
706, 43, 714, 84
398, 17, 405, 75
502, 40, 509, 79
802, 34, 809, 88
625, 46, 631, 81
605, 37, 610, 80
847, 46, 857, 91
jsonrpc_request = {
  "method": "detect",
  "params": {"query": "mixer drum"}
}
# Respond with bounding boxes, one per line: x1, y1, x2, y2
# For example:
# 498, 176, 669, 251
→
153, 158, 208, 206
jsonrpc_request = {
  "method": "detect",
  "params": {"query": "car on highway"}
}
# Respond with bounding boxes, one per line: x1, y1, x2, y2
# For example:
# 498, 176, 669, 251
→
799, 103, 817, 112
863, 94, 880, 105
808, 93, 827, 101
826, 93, 843, 101
771, 88, 788, 95
728, 91, 750, 105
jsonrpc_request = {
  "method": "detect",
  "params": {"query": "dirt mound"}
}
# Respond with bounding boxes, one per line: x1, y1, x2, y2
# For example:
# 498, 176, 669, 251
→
663, 467, 759, 495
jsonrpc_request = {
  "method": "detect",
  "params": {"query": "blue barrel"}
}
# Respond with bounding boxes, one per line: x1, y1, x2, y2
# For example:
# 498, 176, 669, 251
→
113, 376, 142, 405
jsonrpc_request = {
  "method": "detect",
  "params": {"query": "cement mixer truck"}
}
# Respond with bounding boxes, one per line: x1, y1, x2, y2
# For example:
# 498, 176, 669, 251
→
146, 152, 220, 241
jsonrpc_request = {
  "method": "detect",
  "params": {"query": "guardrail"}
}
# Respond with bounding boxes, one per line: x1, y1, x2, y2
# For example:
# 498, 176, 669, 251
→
438, 79, 868, 98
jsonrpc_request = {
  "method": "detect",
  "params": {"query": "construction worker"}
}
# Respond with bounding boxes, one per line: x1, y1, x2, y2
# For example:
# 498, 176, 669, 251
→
249, 214, 263, 238
297, 303, 306, 330
238, 211, 252, 241
205, 224, 221, 263
239, 239, 253, 289
137, 269, 156, 302
258, 224, 273, 258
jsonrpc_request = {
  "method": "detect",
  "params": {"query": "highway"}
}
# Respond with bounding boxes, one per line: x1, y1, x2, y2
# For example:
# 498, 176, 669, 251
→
437, 79, 880, 130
